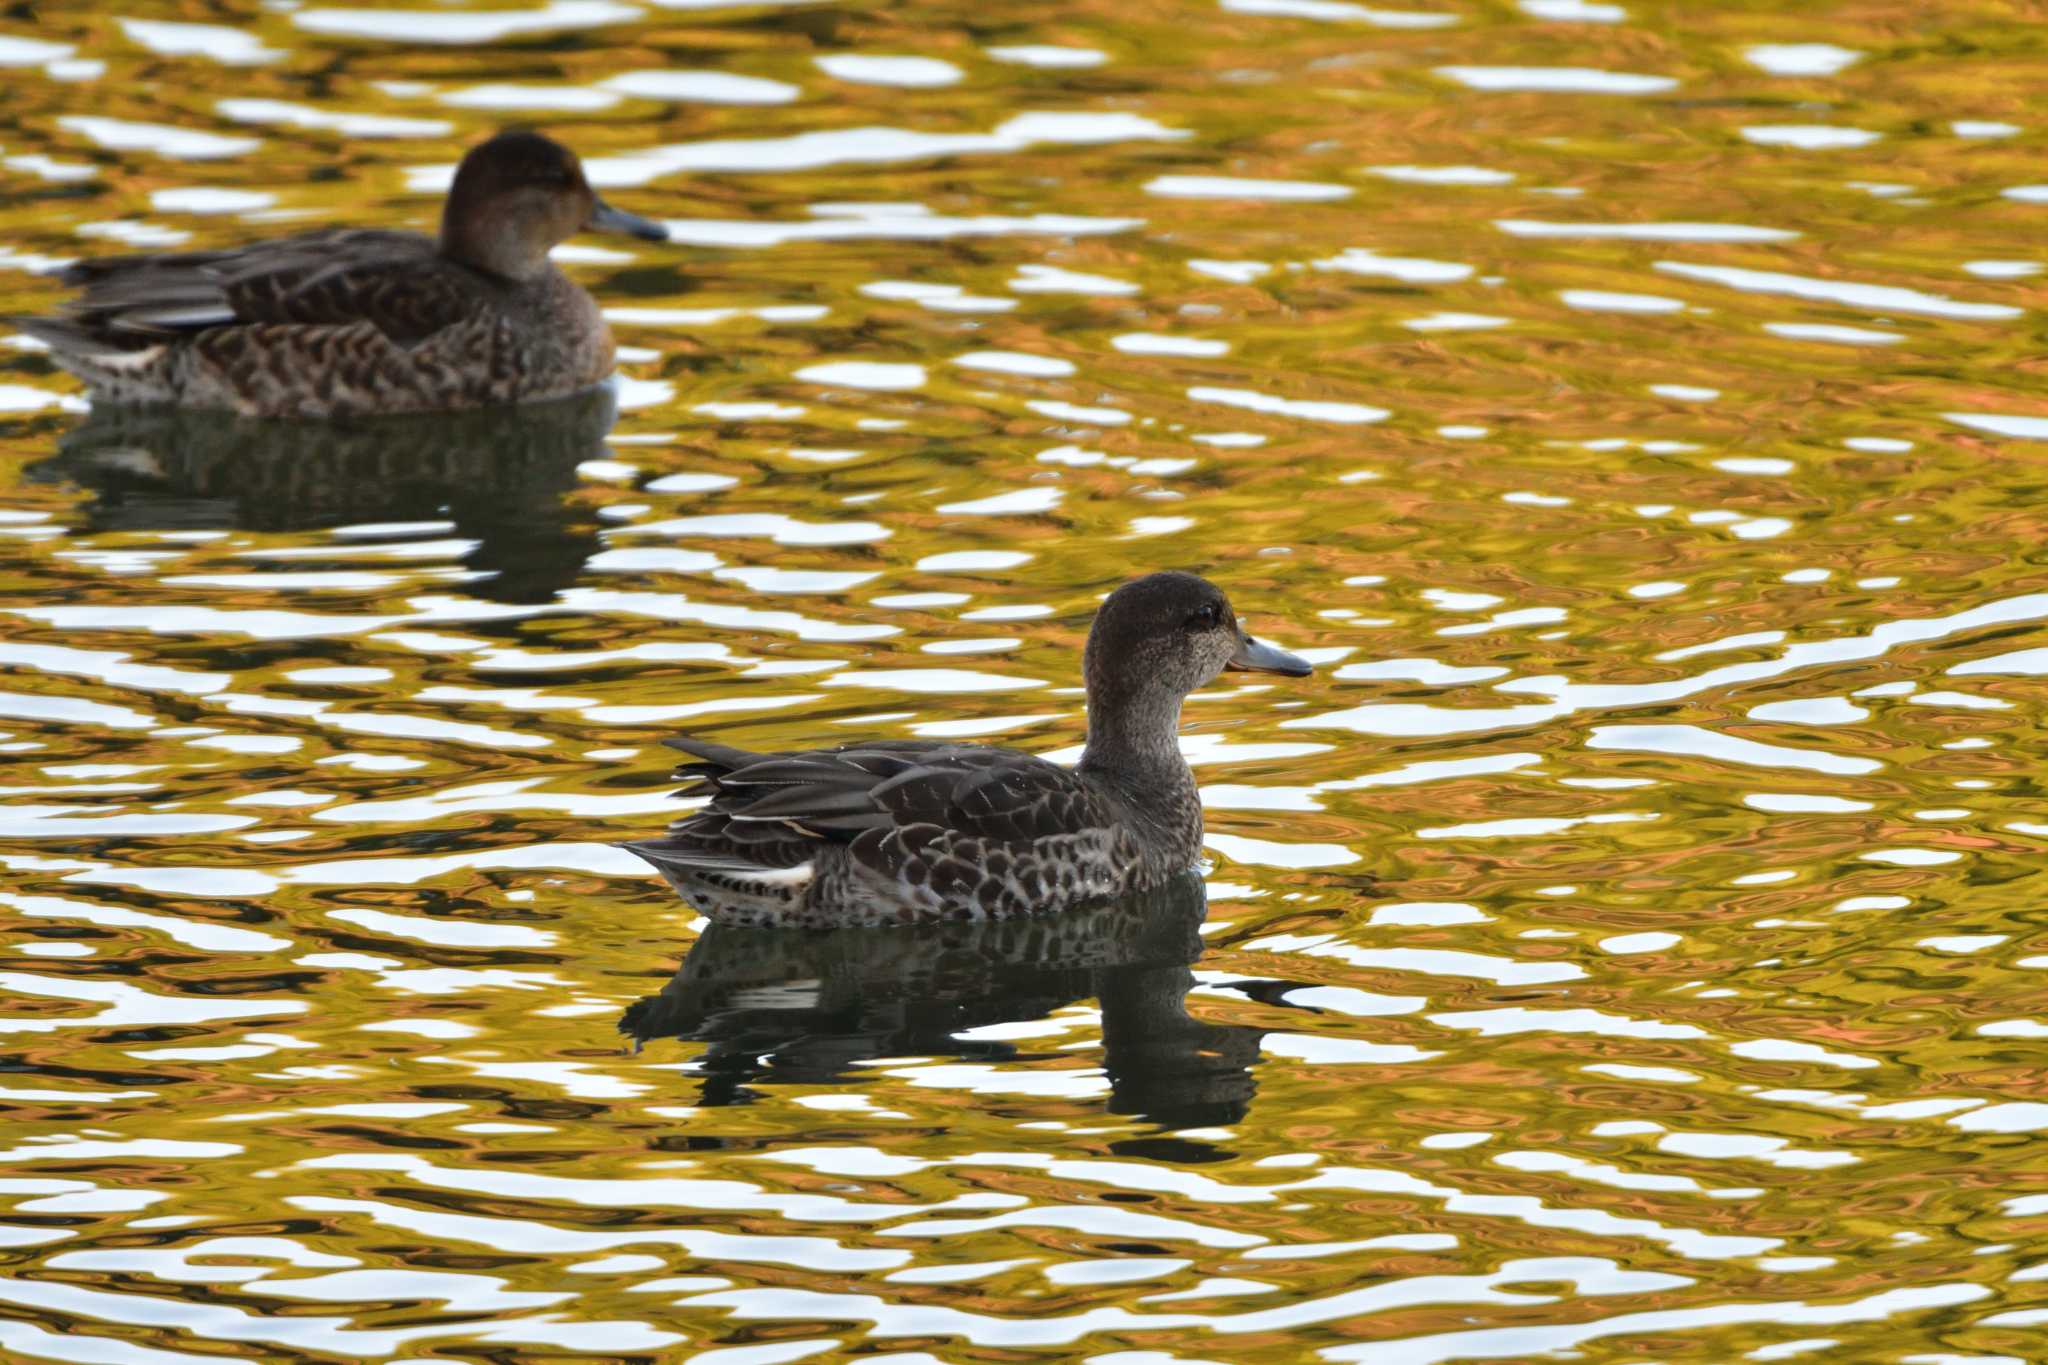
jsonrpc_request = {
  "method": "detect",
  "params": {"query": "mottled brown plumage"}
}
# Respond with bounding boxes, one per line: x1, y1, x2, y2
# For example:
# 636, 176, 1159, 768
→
623, 572, 1313, 928
8, 131, 667, 418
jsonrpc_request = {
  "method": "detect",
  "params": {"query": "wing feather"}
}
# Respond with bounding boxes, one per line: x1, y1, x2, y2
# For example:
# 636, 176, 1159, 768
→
47, 229, 479, 349
629, 737, 1109, 880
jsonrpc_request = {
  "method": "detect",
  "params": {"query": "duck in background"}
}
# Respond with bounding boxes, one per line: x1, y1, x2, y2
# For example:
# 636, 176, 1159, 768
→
8, 131, 666, 419
625, 571, 1313, 928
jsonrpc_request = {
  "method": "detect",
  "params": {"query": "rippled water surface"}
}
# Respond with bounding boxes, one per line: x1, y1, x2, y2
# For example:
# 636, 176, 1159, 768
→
5, 0, 2048, 1359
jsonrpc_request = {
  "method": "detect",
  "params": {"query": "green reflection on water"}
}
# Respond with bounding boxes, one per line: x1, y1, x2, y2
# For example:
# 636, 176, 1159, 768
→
2, 0, 2048, 1360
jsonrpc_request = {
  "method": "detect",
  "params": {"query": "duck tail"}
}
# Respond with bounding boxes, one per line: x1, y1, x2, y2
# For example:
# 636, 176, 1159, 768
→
11, 314, 162, 365
9, 314, 93, 352
662, 735, 765, 769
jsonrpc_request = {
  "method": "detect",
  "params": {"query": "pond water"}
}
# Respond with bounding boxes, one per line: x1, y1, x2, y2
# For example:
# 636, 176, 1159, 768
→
3, 0, 2048, 1360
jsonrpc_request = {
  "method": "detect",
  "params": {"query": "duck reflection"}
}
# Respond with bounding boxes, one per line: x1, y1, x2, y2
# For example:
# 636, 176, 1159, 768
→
621, 871, 1265, 1128
27, 386, 618, 604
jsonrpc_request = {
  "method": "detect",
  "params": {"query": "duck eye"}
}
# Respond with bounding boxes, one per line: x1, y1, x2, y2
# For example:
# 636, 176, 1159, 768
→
1183, 603, 1221, 631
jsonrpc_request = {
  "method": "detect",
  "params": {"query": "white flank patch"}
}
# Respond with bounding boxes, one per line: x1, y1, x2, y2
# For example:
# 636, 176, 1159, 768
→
749, 861, 815, 887
89, 345, 167, 371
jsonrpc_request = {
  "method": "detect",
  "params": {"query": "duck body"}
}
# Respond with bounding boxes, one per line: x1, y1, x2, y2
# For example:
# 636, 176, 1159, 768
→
22, 230, 611, 418
9, 132, 665, 419
625, 571, 1311, 929
630, 736, 1195, 929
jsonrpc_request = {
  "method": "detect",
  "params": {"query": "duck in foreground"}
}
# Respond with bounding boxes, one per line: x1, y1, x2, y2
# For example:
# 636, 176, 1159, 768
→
8, 131, 666, 419
624, 571, 1312, 928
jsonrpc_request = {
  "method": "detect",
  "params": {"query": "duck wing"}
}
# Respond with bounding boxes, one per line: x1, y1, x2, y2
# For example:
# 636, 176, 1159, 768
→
629, 736, 1113, 875
29, 229, 476, 350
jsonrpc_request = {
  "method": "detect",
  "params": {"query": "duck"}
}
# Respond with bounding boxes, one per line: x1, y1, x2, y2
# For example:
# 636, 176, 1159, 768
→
623, 571, 1312, 929
7, 130, 667, 419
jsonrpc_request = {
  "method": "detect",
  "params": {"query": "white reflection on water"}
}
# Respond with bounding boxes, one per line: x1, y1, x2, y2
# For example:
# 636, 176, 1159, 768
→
6, 0, 2048, 1357
1655, 261, 2022, 319
292, 1, 641, 43
1435, 65, 1678, 93
56, 116, 259, 159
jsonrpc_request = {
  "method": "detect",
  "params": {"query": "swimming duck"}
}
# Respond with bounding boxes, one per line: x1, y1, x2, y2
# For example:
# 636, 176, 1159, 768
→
8, 131, 666, 419
624, 571, 1312, 928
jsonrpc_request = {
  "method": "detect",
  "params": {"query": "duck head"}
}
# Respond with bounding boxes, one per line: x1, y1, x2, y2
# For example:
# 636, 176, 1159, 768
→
1081, 571, 1310, 760
439, 130, 668, 280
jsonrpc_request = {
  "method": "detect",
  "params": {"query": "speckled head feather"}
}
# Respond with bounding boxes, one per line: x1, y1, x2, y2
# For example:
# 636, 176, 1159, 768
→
440, 130, 666, 280
1079, 571, 1308, 769
1082, 572, 1239, 744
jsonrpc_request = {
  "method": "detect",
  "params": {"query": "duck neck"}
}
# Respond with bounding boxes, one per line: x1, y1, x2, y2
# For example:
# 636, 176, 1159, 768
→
1077, 687, 1194, 795
439, 210, 553, 282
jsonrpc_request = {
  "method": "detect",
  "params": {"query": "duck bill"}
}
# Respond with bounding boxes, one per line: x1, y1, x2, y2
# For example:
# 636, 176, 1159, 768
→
588, 196, 668, 242
1226, 635, 1312, 677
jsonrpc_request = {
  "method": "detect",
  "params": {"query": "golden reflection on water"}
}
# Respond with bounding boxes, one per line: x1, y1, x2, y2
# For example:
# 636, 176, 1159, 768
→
3, 0, 2048, 1360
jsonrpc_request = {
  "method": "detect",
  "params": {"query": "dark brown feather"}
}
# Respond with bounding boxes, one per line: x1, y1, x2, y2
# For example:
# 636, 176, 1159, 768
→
641, 740, 1115, 877
56, 229, 482, 349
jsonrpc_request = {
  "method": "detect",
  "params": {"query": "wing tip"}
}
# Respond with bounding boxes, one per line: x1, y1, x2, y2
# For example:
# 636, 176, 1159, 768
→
621, 834, 818, 886
8, 314, 168, 366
